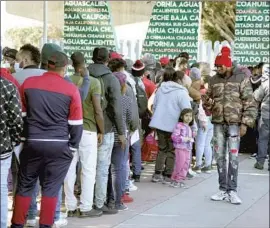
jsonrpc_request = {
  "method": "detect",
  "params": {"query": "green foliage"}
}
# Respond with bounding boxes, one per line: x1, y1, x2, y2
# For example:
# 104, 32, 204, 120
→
202, 1, 236, 43
5, 25, 63, 50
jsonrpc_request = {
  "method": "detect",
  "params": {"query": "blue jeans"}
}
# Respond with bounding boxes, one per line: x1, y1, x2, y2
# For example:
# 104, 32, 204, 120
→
195, 118, 214, 167
27, 181, 63, 221
94, 132, 114, 208
111, 144, 129, 205
130, 140, 141, 176
1, 156, 12, 228
257, 118, 270, 165
213, 124, 240, 192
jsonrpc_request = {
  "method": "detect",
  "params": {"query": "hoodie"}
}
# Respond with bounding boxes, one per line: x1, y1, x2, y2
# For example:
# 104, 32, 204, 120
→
149, 81, 191, 132
88, 63, 124, 135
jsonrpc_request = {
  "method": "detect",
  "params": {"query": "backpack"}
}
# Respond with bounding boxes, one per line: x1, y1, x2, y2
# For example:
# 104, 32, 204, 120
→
134, 77, 148, 118
97, 77, 107, 111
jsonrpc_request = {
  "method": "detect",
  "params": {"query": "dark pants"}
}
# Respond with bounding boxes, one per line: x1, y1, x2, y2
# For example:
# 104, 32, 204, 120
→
11, 141, 73, 228
155, 129, 175, 177
257, 118, 270, 165
110, 144, 129, 206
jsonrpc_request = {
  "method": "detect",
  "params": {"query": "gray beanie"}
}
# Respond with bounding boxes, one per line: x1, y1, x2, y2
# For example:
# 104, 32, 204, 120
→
190, 67, 201, 81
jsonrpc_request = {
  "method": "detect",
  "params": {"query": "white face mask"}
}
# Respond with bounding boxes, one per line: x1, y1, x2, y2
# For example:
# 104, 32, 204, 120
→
14, 62, 23, 72
1, 62, 10, 68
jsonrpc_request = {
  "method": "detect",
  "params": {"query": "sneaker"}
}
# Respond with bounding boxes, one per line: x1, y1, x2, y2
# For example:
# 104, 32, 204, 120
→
129, 182, 138, 192
254, 162, 264, 170
122, 193, 134, 203
25, 219, 36, 227
151, 174, 163, 183
193, 166, 202, 174
67, 209, 78, 217
228, 191, 242, 205
95, 204, 118, 215
188, 168, 197, 176
60, 212, 67, 219
172, 182, 188, 189
211, 190, 228, 201
162, 176, 171, 185
201, 166, 212, 174
53, 218, 68, 227
186, 172, 194, 179
79, 209, 103, 218
212, 159, 217, 166
249, 153, 257, 159
115, 203, 128, 211
132, 175, 140, 182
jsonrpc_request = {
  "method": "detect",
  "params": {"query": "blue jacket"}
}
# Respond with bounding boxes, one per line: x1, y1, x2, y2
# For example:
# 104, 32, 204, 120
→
149, 81, 191, 132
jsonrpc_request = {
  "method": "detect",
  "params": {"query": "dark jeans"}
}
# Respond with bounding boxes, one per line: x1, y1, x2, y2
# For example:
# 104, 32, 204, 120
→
257, 118, 270, 165
130, 140, 141, 176
155, 129, 175, 177
111, 144, 129, 206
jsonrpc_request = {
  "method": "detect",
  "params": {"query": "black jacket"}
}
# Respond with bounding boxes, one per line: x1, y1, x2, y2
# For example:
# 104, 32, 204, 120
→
0, 77, 23, 159
88, 63, 124, 135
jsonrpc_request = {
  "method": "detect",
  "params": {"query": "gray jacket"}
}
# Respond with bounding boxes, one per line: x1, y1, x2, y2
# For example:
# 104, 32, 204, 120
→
125, 84, 139, 131
254, 75, 269, 120
88, 63, 124, 135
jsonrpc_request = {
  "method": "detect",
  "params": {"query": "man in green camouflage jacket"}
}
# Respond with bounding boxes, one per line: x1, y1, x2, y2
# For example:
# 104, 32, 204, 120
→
202, 47, 257, 205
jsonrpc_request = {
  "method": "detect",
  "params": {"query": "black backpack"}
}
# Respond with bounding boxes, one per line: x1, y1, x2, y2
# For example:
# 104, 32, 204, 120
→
134, 77, 148, 118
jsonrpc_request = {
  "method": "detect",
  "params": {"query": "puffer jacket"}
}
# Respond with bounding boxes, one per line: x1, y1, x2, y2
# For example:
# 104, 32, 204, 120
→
202, 66, 257, 128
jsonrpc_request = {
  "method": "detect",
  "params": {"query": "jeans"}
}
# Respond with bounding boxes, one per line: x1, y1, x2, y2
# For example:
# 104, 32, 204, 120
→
155, 129, 175, 177
111, 144, 129, 205
94, 132, 114, 208
171, 149, 190, 182
1, 156, 12, 228
64, 131, 98, 212
130, 140, 141, 176
213, 124, 240, 192
195, 119, 214, 167
27, 181, 63, 221
257, 118, 270, 165
125, 160, 130, 191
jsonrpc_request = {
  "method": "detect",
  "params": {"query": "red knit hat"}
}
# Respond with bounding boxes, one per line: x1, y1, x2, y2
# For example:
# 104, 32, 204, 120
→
132, 60, 145, 77
160, 57, 170, 67
215, 47, 232, 67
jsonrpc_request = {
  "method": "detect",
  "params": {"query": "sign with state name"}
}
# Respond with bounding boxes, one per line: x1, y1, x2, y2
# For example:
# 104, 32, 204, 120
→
63, 1, 116, 63
142, 1, 201, 63
234, 1, 270, 66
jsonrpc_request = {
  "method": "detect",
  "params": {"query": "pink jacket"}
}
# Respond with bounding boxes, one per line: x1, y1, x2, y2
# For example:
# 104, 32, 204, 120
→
171, 122, 194, 151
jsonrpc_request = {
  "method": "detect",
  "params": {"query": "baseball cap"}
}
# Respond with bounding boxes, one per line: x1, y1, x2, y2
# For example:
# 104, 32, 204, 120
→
48, 51, 69, 68
41, 43, 63, 64
159, 57, 170, 67
110, 51, 123, 59
3, 48, 17, 59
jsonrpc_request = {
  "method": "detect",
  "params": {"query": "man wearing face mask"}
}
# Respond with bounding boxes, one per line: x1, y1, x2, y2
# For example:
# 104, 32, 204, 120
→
2, 48, 18, 73
13, 44, 46, 85
11, 51, 83, 228
202, 46, 257, 205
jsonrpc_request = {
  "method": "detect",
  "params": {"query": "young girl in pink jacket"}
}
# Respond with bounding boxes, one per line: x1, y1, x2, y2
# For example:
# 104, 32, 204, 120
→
171, 109, 196, 188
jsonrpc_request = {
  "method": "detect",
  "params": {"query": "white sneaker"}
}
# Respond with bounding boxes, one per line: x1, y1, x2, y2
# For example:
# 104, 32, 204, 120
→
53, 218, 68, 227
188, 168, 197, 176
228, 191, 242, 205
211, 191, 228, 201
25, 219, 37, 227
129, 181, 138, 191
60, 212, 67, 219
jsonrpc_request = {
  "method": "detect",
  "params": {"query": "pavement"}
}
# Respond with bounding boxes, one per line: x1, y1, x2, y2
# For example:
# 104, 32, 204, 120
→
8, 154, 269, 228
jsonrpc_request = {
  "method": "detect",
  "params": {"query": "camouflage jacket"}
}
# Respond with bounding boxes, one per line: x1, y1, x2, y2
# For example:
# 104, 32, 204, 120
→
202, 67, 257, 128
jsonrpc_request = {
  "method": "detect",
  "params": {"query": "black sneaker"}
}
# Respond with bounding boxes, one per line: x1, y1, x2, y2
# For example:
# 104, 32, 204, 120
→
250, 153, 257, 159
95, 205, 118, 215
254, 162, 264, 170
79, 209, 103, 218
132, 175, 140, 182
67, 209, 78, 217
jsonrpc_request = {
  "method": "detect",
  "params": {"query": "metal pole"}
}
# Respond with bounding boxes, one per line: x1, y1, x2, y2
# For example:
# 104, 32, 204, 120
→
43, 1, 48, 45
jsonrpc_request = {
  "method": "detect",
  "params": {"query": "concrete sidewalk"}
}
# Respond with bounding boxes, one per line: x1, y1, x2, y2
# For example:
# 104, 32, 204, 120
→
66, 155, 269, 228
8, 155, 269, 228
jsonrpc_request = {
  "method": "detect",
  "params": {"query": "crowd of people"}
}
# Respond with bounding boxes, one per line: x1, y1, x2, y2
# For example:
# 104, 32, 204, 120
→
0, 43, 269, 228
